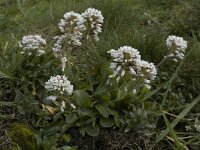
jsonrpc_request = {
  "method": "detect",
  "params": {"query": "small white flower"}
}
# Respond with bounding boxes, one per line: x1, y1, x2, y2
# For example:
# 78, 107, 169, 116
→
60, 101, 66, 112
116, 76, 120, 83
124, 86, 127, 92
133, 89, 137, 94
144, 84, 151, 89
185, 125, 191, 131
46, 95, 57, 102
61, 56, 67, 72
45, 75, 73, 95
70, 103, 76, 109
173, 58, 178, 62
144, 79, 151, 84
129, 66, 137, 75
121, 70, 125, 77
167, 53, 174, 58
37, 50, 45, 56
116, 65, 121, 72
19, 35, 46, 56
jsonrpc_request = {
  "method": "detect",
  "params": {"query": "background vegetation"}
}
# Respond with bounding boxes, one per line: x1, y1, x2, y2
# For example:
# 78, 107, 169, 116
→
1, 0, 200, 149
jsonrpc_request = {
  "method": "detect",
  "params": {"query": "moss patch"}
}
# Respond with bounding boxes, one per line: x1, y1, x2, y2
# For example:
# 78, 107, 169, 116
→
7, 123, 38, 150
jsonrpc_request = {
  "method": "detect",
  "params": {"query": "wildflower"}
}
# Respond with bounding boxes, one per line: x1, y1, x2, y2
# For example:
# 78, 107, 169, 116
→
60, 101, 66, 112
185, 125, 191, 131
52, 35, 66, 57
61, 56, 67, 72
58, 11, 85, 46
82, 8, 104, 41
108, 46, 157, 88
166, 35, 187, 61
19, 35, 46, 56
45, 75, 73, 95
107, 46, 141, 82
139, 60, 157, 88
46, 95, 57, 102
133, 89, 137, 94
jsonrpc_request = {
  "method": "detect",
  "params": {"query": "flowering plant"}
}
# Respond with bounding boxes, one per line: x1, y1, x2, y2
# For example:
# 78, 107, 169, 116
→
2, 6, 191, 149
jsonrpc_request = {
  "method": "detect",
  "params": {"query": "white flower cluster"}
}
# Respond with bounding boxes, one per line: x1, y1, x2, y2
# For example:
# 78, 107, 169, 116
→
52, 8, 103, 72
52, 35, 66, 56
58, 11, 85, 46
53, 8, 103, 52
52, 36, 68, 72
19, 35, 46, 56
45, 75, 73, 95
166, 35, 187, 62
139, 60, 157, 89
108, 46, 157, 89
82, 8, 104, 41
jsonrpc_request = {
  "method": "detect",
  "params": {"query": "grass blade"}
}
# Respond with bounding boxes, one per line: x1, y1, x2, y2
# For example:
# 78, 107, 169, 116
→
162, 110, 183, 149
156, 96, 200, 143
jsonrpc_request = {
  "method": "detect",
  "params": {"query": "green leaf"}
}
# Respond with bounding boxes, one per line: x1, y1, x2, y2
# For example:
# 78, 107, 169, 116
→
94, 86, 111, 102
94, 86, 108, 95
117, 88, 126, 100
156, 96, 200, 143
0, 101, 16, 106
137, 87, 149, 102
100, 117, 115, 128
0, 114, 15, 119
76, 118, 96, 126
0, 68, 13, 79
0, 14, 5, 20
65, 113, 78, 124
115, 93, 132, 110
73, 90, 92, 108
95, 103, 110, 118
85, 123, 100, 137
79, 126, 86, 136
101, 91, 111, 102
162, 110, 184, 149
109, 110, 120, 127
79, 108, 97, 117
62, 146, 78, 150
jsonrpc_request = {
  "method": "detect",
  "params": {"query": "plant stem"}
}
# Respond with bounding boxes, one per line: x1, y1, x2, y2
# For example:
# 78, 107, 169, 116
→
156, 56, 168, 68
